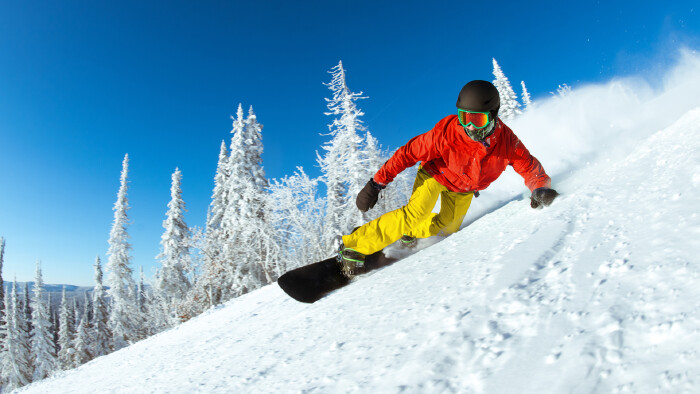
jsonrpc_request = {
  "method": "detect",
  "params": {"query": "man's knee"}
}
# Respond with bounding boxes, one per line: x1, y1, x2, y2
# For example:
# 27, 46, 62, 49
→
400, 203, 434, 226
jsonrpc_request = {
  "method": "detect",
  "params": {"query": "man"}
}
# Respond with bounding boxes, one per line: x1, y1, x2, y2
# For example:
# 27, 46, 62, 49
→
337, 80, 559, 278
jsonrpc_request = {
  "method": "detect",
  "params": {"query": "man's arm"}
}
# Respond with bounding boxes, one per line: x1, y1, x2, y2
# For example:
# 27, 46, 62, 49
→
373, 119, 447, 185
506, 127, 559, 208
507, 130, 551, 192
357, 123, 444, 212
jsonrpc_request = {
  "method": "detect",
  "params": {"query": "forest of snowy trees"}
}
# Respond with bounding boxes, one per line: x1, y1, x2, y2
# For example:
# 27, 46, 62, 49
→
0, 59, 539, 390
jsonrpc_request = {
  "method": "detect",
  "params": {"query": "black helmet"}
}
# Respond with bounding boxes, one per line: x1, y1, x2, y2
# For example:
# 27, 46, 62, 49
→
456, 80, 500, 142
456, 80, 500, 115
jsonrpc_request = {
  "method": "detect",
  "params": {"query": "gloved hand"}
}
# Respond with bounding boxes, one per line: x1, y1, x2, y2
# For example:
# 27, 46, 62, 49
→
530, 187, 559, 209
356, 178, 385, 212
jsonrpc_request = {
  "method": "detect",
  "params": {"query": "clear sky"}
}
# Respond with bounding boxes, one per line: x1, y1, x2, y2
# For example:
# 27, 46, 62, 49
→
1, 0, 698, 286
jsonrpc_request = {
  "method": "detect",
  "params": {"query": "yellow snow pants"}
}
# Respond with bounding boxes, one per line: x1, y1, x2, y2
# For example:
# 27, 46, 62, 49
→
341, 167, 474, 255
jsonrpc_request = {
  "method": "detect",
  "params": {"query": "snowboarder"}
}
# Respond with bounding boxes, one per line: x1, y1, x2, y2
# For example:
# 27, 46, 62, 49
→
338, 80, 559, 278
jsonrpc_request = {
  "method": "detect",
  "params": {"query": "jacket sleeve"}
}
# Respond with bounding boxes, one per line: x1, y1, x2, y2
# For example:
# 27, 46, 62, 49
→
373, 123, 444, 185
506, 128, 552, 192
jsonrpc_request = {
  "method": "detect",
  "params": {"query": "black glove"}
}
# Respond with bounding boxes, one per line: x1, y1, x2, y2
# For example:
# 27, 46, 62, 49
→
530, 187, 559, 209
356, 178, 385, 212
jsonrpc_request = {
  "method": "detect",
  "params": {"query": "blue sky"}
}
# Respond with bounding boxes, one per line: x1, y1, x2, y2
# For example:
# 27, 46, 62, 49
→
1, 0, 698, 286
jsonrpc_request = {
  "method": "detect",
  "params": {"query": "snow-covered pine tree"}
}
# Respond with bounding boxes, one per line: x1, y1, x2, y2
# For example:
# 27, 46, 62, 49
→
82, 292, 92, 325
317, 61, 368, 253
220, 105, 248, 298
51, 303, 59, 352
207, 141, 229, 236
144, 291, 166, 335
221, 105, 272, 297
72, 298, 80, 335
23, 282, 32, 335
56, 287, 74, 370
0, 237, 4, 309
492, 58, 522, 121
240, 106, 279, 284
0, 285, 7, 388
72, 297, 93, 367
267, 167, 326, 271
1, 280, 33, 390
91, 256, 111, 358
0, 237, 5, 345
521, 81, 532, 111
137, 266, 146, 315
155, 167, 192, 323
257, 213, 283, 281
106, 154, 141, 350
244, 106, 268, 210
18, 280, 32, 379
0, 237, 5, 340
30, 262, 57, 380
197, 141, 230, 309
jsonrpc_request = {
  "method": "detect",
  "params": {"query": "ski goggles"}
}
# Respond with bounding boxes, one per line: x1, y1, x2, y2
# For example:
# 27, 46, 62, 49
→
457, 109, 492, 129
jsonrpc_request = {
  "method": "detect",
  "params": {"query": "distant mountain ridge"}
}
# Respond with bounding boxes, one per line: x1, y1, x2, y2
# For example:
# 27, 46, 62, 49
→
2, 282, 110, 312
3, 281, 98, 294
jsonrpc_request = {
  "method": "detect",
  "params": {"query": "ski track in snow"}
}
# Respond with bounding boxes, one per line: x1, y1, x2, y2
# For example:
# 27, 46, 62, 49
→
18, 109, 700, 393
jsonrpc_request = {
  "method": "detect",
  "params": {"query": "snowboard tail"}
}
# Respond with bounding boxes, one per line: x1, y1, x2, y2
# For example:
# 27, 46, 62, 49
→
278, 250, 398, 303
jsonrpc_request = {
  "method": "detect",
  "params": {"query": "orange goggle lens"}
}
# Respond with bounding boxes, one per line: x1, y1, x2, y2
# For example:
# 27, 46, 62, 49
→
458, 110, 491, 129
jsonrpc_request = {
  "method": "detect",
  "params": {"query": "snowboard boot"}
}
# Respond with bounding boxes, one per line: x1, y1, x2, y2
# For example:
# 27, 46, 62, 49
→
400, 235, 417, 249
336, 244, 366, 279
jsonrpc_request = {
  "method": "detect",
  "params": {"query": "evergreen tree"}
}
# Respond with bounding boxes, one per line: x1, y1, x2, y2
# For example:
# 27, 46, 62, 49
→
240, 106, 278, 284
137, 266, 147, 315
146, 269, 172, 336
51, 303, 59, 353
268, 168, 326, 271
207, 141, 229, 237
48, 293, 58, 353
198, 141, 230, 308
144, 291, 169, 335
30, 263, 57, 380
106, 154, 141, 350
521, 81, 533, 111
56, 287, 74, 370
221, 105, 272, 297
317, 61, 368, 253
23, 282, 32, 334
73, 298, 80, 333
72, 297, 93, 367
492, 58, 522, 121
0, 286, 6, 388
47, 293, 54, 329
155, 168, 192, 321
220, 105, 248, 299
83, 292, 92, 326
0, 237, 5, 340
244, 107, 268, 204
91, 256, 111, 358
1, 280, 32, 390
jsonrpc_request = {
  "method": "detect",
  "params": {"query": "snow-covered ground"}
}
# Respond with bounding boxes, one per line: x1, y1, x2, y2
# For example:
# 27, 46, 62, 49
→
18, 52, 700, 393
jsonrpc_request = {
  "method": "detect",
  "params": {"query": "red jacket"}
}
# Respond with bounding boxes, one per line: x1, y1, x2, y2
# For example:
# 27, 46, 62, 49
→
374, 115, 551, 193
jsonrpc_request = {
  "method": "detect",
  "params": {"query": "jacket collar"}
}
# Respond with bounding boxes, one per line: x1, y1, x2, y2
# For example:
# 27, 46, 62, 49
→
450, 116, 502, 151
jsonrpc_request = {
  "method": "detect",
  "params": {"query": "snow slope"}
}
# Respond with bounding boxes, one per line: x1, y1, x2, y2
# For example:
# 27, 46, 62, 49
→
18, 53, 700, 393
17, 106, 700, 392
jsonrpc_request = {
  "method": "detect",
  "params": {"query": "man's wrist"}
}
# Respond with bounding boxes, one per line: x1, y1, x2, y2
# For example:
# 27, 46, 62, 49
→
370, 178, 386, 190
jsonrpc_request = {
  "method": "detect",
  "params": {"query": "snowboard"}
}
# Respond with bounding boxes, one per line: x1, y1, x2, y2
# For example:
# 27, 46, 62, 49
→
278, 250, 399, 303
